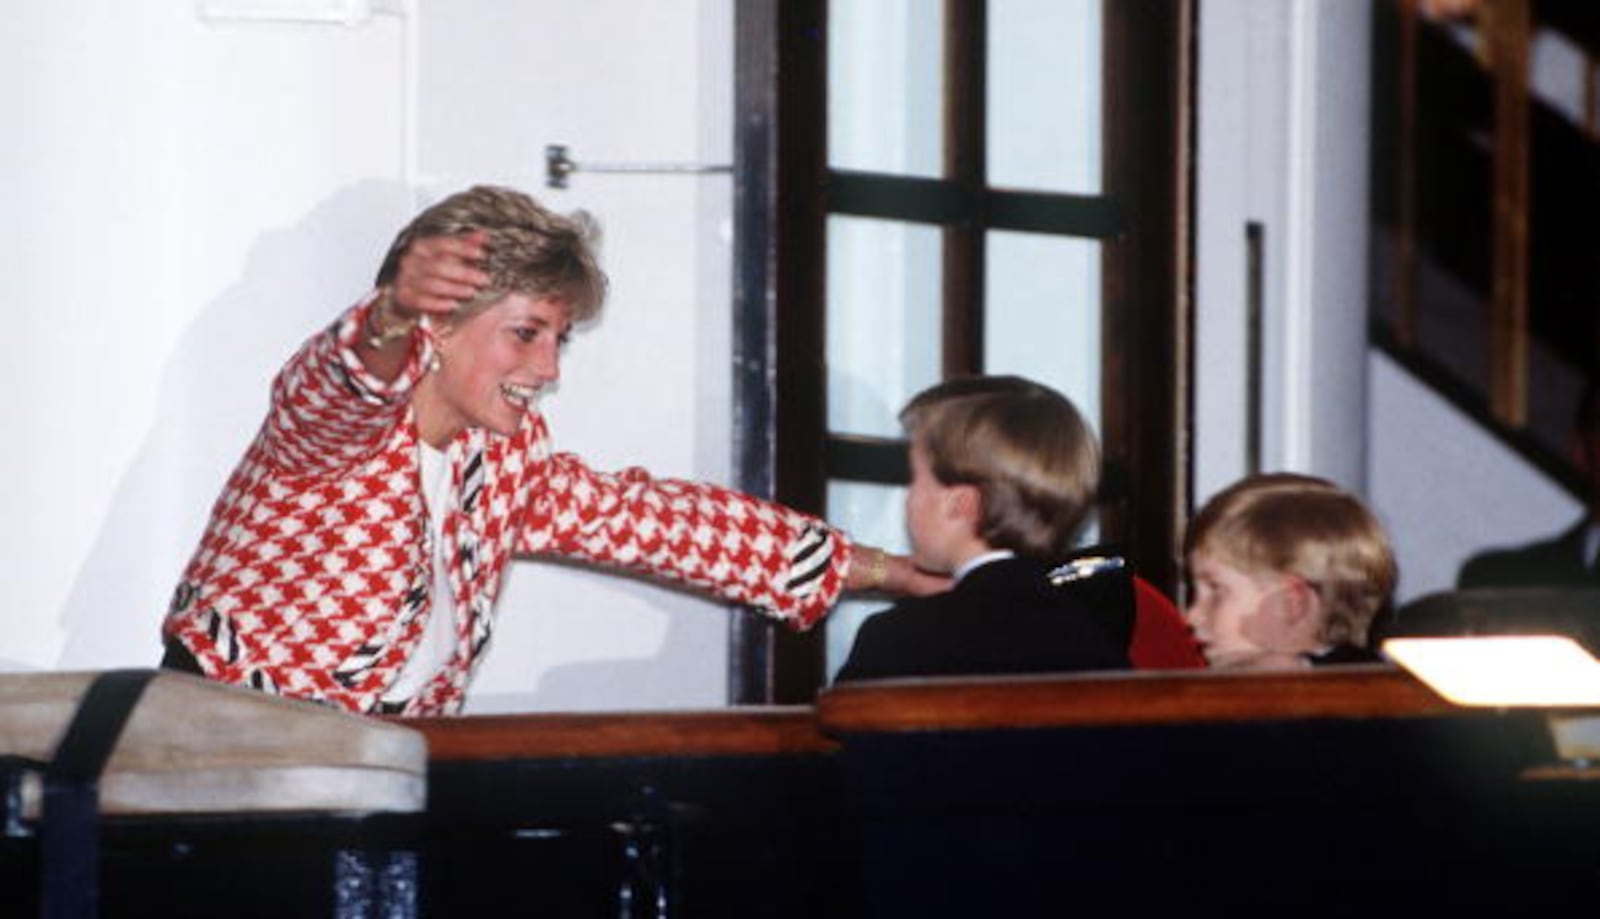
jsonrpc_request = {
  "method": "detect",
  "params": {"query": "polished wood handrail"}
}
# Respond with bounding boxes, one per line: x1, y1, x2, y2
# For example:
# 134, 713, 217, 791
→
410, 706, 836, 762
408, 668, 1469, 762
815, 666, 1456, 735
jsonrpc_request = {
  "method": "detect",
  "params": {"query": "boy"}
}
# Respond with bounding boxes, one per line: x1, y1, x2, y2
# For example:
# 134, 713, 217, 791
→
1183, 473, 1398, 669
834, 376, 1132, 682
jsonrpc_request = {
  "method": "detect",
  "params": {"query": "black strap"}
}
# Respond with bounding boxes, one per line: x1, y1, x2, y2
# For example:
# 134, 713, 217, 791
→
40, 669, 159, 919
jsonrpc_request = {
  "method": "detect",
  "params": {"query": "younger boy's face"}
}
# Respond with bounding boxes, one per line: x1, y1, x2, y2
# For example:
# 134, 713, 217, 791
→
1183, 550, 1291, 668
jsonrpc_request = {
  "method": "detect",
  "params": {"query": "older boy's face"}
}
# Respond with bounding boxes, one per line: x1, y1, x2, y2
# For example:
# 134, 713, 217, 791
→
1184, 550, 1287, 668
905, 440, 964, 573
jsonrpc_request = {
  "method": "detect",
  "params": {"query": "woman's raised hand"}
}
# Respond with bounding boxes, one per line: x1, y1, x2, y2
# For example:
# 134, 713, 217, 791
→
391, 230, 491, 318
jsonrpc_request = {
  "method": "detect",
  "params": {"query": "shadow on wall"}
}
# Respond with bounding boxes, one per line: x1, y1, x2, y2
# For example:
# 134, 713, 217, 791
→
463, 556, 736, 714
55, 181, 412, 671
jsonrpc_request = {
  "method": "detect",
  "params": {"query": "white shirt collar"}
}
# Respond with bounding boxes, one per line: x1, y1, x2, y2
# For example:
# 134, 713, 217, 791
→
953, 549, 1015, 584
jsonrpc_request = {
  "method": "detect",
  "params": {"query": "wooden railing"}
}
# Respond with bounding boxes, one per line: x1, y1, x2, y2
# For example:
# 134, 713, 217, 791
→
412, 667, 1458, 761
411, 706, 834, 761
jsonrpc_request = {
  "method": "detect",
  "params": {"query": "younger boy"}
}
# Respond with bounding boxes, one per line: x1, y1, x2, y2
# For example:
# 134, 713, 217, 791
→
834, 376, 1132, 682
1183, 473, 1397, 670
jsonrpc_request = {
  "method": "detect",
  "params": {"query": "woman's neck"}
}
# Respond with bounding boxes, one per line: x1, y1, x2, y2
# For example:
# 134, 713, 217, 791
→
412, 376, 464, 449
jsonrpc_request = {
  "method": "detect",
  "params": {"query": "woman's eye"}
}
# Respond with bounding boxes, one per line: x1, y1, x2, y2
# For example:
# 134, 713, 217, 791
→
513, 327, 538, 343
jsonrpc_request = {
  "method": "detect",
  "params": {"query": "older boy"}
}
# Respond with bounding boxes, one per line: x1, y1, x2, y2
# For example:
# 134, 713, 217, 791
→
834, 376, 1132, 682
1183, 473, 1397, 669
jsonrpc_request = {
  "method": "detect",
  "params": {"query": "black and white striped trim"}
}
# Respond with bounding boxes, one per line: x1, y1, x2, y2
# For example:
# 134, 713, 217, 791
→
783, 525, 835, 596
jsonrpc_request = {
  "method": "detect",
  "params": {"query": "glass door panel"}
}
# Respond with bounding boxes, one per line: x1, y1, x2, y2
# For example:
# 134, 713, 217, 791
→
828, 0, 947, 177
983, 230, 1102, 432
824, 480, 909, 679
985, 229, 1104, 543
987, 0, 1102, 194
826, 215, 944, 437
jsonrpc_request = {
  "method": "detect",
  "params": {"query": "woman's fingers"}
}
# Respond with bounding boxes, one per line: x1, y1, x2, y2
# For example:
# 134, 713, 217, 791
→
393, 231, 491, 316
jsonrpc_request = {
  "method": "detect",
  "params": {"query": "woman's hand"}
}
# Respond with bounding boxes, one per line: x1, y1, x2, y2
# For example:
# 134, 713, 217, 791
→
359, 231, 492, 378
847, 545, 951, 597
391, 230, 491, 318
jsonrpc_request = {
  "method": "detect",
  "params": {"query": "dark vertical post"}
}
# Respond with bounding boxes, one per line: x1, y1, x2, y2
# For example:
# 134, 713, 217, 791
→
1100, 0, 1191, 594
1246, 221, 1265, 477
1488, 0, 1531, 427
943, 0, 986, 377
730, 0, 829, 704
1395, 0, 1420, 348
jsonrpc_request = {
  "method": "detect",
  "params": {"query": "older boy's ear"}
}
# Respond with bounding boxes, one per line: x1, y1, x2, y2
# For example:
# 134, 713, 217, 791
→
948, 484, 983, 525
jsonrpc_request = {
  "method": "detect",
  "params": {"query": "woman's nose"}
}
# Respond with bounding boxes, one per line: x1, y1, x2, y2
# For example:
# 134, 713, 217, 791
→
533, 339, 560, 382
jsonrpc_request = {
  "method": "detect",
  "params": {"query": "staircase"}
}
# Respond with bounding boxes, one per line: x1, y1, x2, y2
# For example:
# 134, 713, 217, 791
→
1370, 0, 1600, 497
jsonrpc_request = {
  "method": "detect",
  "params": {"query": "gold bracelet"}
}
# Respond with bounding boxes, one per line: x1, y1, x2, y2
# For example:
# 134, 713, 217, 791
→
868, 549, 888, 591
364, 287, 418, 350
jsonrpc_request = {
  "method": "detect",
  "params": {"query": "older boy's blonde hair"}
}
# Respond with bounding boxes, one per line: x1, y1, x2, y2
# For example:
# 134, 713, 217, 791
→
1185, 473, 1397, 647
376, 185, 607, 323
901, 376, 1099, 560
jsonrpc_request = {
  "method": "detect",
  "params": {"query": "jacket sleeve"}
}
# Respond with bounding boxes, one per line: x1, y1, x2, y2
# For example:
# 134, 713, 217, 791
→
256, 292, 434, 476
518, 452, 854, 630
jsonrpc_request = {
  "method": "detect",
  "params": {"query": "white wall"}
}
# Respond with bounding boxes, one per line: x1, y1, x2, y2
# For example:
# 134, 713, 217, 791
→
6, 0, 739, 713
1368, 353, 1582, 602
7, 2, 410, 673
1195, 0, 1374, 506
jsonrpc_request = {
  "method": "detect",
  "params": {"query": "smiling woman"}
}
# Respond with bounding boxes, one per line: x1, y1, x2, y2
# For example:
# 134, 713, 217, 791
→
159, 185, 943, 717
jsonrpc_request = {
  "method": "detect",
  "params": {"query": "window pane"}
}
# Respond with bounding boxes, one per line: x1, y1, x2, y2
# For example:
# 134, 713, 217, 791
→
986, 230, 1103, 543
827, 216, 943, 437
987, 0, 1102, 194
824, 480, 908, 681
984, 230, 1101, 435
828, 0, 945, 177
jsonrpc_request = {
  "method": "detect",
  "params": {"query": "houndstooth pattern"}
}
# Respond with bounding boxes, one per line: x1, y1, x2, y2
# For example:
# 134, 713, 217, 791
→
164, 294, 852, 716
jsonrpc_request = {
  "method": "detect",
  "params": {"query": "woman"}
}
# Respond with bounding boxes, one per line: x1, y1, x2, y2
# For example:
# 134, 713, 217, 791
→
162, 186, 937, 716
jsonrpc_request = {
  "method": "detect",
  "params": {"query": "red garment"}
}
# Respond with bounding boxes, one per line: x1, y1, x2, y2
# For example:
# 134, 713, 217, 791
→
1129, 577, 1206, 670
164, 295, 851, 715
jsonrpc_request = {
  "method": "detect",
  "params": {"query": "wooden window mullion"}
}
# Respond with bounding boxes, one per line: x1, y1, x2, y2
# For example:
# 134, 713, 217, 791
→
942, 0, 987, 378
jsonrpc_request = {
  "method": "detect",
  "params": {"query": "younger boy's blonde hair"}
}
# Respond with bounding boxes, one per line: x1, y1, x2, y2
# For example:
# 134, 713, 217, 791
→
1184, 473, 1397, 648
901, 375, 1099, 560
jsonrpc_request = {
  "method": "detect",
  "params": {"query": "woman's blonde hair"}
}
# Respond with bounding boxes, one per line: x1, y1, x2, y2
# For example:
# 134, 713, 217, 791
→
901, 376, 1099, 560
376, 185, 607, 322
1184, 473, 1398, 647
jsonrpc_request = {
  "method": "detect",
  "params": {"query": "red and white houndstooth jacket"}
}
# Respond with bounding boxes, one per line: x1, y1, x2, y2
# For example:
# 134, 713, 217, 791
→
163, 295, 853, 716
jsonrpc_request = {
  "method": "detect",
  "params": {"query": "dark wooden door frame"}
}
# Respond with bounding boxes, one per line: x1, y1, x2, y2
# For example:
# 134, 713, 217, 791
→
730, 0, 1192, 704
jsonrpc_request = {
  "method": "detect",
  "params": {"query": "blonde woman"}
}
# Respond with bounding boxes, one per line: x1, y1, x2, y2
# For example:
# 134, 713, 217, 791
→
162, 186, 938, 715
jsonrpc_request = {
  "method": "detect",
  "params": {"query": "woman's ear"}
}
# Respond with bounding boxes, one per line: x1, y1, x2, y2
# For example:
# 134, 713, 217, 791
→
428, 315, 461, 365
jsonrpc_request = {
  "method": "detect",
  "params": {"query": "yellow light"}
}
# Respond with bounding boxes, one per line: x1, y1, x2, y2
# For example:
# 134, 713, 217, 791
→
1381, 635, 1600, 708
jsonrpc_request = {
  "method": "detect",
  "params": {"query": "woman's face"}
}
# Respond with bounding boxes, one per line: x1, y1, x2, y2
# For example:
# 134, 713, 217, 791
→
419, 293, 570, 445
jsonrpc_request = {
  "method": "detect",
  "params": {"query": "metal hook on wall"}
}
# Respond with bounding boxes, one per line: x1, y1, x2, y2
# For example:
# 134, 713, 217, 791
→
544, 144, 733, 189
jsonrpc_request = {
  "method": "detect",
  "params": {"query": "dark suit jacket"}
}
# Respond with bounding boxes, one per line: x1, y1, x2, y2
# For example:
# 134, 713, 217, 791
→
1457, 520, 1598, 590
833, 555, 1133, 682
